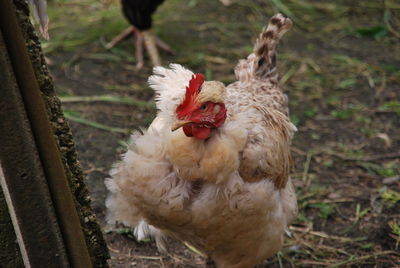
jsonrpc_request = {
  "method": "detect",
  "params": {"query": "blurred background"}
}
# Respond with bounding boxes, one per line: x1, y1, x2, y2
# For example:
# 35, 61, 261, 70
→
40, 0, 399, 267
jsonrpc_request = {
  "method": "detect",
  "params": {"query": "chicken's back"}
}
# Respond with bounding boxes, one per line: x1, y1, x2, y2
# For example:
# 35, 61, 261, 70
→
225, 14, 296, 189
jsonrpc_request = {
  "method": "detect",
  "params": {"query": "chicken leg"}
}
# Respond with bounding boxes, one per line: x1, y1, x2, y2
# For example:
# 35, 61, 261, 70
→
105, 26, 174, 69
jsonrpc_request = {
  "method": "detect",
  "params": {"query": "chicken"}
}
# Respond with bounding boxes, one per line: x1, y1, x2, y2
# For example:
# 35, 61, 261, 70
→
106, 13, 297, 268
106, 0, 173, 69
105, 0, 239, 69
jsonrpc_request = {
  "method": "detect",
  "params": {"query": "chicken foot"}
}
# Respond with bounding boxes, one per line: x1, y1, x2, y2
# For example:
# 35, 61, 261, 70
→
105, 26, 135, 50
105, 26, 174, 69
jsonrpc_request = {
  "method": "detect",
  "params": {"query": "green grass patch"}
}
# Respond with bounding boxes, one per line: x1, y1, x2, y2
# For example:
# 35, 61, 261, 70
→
64, 110, 129, 134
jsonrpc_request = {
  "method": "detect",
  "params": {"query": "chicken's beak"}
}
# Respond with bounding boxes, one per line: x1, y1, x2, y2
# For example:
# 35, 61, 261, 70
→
171, 120, 192, 131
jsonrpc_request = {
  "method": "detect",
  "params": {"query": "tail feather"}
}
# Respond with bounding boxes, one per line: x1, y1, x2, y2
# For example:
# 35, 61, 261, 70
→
235, 14, 292, 82
254, 14, 292, 79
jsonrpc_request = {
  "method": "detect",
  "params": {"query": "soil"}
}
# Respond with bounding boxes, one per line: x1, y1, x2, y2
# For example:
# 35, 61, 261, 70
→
45, 0, 399, 267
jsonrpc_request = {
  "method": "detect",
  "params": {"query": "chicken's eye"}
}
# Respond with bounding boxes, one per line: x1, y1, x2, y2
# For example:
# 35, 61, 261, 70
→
200, 104, 208, 111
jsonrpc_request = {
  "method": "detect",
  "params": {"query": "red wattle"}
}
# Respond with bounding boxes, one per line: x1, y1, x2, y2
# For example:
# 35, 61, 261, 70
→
182, 125, 193, 137
182, 125, 211, 139
192, 126, 211, 140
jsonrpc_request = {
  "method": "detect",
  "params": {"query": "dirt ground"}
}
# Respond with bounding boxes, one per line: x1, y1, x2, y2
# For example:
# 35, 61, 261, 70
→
43, 0, 399, 267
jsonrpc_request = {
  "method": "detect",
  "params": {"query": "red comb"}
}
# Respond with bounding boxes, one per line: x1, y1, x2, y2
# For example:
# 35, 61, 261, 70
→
176, 73, 204, 117
186, 73, 204, 97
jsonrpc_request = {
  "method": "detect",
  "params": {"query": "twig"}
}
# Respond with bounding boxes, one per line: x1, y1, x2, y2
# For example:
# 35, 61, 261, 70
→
107, 245, 121, 253
204, 55, 228, 64
328, 151, 400, 162
277, 251, 284, 268
291, 147, 307, 156
280, 65, 298, 85
133, 255, 163, 260
383, 176, 400, 184
289, 226, 365, 243
297, 260, 331, 266
307, 198, 354, 204
316, 244, 352, 257
328, 251, 399, 268
384, 7, 400, 39
183, 242, 206, 257
168, 253, 192, 265
302, 151, 313, 189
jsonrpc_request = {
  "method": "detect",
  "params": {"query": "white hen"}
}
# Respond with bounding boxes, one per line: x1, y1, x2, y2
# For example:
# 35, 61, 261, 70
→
106, 13, 297, 268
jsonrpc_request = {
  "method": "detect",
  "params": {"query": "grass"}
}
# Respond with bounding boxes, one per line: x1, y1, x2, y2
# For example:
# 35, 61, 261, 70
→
42, 1, 126, 54
63, 110, 129, 134
60, 95, 155, 109
43, 0, 400, 267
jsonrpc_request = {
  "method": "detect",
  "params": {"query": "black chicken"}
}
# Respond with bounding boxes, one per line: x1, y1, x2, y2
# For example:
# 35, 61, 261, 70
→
106, 0, 173, 69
